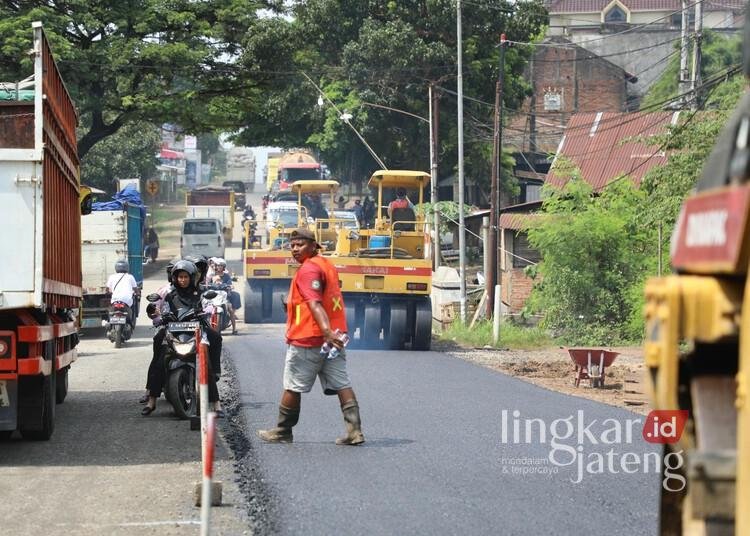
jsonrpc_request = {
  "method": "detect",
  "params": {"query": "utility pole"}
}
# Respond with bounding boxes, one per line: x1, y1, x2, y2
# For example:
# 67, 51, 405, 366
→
487, 34, 508, 319
429, 83, 440, 271
691, 0, 703, 110
457, 0, 467, 323
679, 0, 690, 105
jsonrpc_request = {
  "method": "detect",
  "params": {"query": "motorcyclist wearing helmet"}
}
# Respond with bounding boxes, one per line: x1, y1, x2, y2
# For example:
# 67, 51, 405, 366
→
106, 259, 141, 328
142, 260, 224, 416
210, 258, 240, 334
140, 259, 179, 405
185, 254, 209, 286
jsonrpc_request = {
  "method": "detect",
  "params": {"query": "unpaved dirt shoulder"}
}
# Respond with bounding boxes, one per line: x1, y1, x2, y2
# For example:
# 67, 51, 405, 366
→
434, 341, 651, 415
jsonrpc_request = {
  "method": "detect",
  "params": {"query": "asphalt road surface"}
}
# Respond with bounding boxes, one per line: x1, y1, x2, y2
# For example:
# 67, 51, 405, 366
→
0, 272, 249, 536
224, 322, 662, 536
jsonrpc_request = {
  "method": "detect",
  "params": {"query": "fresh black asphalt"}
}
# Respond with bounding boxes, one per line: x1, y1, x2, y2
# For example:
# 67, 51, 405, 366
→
223, 324, 660, 536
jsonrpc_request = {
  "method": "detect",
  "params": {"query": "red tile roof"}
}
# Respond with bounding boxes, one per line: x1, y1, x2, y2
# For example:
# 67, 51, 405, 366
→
546, 111, 680, 190
548, 0, 744, 13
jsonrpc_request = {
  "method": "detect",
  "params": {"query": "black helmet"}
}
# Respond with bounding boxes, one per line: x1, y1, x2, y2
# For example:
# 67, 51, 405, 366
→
166, 258, 180, 283
171, 260, 198, 288
184, 254, 208, 283
396, 187, 407, 197
115, 259, 130, 273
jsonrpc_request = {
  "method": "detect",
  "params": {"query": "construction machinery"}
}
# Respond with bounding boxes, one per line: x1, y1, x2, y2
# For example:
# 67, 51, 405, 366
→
318, 170, 433, 350
643, 80, 750, 535
242, 180, 337, 323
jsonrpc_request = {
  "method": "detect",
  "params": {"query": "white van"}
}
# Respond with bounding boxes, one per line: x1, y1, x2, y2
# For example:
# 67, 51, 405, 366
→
181, 218, 225, 259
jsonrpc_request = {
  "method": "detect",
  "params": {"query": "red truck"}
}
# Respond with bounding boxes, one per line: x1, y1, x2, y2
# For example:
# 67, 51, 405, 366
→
0, 22, 84, 440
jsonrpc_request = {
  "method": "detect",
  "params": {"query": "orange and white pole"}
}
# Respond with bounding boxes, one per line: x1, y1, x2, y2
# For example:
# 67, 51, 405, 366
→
198, 336, 210, 467
201, 411, 216, 535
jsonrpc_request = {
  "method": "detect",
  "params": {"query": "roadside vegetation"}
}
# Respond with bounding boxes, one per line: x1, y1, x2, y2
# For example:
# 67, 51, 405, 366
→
440, 320, 553, 350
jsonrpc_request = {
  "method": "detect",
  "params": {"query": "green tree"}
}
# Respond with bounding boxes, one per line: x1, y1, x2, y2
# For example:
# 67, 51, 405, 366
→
0, 1, 258, 157
80, 121, 160, 193
640, 31, 742, 110
231, 0, 548, 189
526, 171, 655, 344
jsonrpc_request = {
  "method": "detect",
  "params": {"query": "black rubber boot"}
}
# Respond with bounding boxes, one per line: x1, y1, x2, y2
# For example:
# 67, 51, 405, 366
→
257, 405, 299, 443
335, 400, 365, 445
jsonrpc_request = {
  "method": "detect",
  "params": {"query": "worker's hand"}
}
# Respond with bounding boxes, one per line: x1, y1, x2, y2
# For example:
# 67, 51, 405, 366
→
323, 329, 344, 350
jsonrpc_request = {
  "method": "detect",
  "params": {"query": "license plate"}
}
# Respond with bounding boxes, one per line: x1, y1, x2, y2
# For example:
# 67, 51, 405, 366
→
109, 316, 127, 325
168, 321, 200, 331
0, 381, 9, 408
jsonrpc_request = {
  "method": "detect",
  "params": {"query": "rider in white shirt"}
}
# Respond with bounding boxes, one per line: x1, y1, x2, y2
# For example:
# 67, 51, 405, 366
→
106, 259, 140, 307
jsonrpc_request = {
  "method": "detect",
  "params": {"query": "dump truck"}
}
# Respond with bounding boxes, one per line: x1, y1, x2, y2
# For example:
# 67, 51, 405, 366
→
643, 37, 750, 533
277, 150, 322, 190
80, 206, 143, 330
0, 22, 84, 440
185, 186, 234, 245
321, 170, 433, 350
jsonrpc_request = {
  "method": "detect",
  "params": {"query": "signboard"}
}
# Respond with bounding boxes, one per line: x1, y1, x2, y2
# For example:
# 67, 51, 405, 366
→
146, 179, 159, 196
184, 135, 197, 150
671, 184, 750, 274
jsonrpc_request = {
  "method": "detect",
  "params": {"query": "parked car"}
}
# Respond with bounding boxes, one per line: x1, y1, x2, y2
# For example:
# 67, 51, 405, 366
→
181, 218, 226, 259
331, 210, 360, 231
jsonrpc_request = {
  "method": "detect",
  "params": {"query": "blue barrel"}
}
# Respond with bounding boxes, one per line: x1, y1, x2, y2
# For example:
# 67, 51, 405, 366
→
370, 235, 391, 248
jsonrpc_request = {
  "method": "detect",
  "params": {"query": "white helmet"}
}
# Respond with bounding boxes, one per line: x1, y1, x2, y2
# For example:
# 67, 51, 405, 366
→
215, 258, 227, 267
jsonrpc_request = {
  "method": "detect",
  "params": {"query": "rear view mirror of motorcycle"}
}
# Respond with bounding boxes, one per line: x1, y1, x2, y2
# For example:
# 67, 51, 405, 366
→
146, 293, 161, 302
203, 290, 218, 300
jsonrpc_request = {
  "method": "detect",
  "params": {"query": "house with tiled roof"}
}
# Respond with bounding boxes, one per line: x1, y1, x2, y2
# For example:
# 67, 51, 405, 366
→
496, 110, 681, 315
544, 0, 744, 100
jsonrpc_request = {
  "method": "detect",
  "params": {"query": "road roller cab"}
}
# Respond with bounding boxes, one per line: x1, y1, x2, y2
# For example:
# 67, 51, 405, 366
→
242, 179, 340, 324
322, 170, 434, 350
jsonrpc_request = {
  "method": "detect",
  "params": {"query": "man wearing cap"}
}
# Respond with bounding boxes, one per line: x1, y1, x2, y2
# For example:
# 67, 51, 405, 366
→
257, 228, 365, 445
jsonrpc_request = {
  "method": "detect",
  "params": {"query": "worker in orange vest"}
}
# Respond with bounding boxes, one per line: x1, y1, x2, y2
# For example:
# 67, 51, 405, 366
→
257, 228, 365, 445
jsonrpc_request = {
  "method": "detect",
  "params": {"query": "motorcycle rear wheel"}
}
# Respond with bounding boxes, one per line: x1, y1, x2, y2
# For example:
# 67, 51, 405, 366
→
114, 325, 123, 348
167, 367, 194, 420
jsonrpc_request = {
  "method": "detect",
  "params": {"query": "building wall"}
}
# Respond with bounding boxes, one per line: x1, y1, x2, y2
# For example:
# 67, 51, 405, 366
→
536, 42, 627, 112
500, 228, 537, 314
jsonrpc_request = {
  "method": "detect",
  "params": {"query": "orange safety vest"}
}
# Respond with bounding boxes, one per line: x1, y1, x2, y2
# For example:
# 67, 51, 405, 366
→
286, 255, 347, 340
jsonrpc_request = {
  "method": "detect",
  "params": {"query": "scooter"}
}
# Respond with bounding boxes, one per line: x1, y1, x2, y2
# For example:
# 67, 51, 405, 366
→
107, 301, 133, 348
147, 291, 216, 421
204, 284, 232, 332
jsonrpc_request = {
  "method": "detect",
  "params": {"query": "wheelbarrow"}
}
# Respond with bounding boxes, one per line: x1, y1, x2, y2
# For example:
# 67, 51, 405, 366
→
567, 348, 620, 388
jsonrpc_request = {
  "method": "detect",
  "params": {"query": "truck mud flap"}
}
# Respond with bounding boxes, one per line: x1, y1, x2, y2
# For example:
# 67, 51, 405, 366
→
0, 378, 18, 431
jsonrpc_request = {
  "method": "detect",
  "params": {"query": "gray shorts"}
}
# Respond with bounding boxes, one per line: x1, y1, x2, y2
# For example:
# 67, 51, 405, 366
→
283, 344, 352, 395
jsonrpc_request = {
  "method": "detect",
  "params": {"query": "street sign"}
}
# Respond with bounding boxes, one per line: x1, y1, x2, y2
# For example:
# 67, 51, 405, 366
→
146, 179, 159, 196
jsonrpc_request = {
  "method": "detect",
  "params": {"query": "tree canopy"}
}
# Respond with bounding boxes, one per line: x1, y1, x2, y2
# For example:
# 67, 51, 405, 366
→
0, 0, 259, 158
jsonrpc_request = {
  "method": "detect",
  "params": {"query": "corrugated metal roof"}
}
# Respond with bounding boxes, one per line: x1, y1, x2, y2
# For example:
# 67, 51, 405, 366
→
499, 213, 538, 231
548, 0, 744, 13
546, 111, 679, 190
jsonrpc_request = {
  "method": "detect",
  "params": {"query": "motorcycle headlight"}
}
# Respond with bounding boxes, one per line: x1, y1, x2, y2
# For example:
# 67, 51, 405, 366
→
173, 341, 196, 355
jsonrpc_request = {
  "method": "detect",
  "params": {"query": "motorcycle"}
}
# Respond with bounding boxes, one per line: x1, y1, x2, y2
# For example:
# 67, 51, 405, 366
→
204, 284, 232, 332
242, 209, 259, 248
107, 300, 133, 348
147, 291, 217, 420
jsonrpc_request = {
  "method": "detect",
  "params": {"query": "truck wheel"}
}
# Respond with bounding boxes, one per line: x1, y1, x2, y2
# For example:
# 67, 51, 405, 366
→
19, 373, 55, 441
167, 368, 193, 420
56, 367, 69, 404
